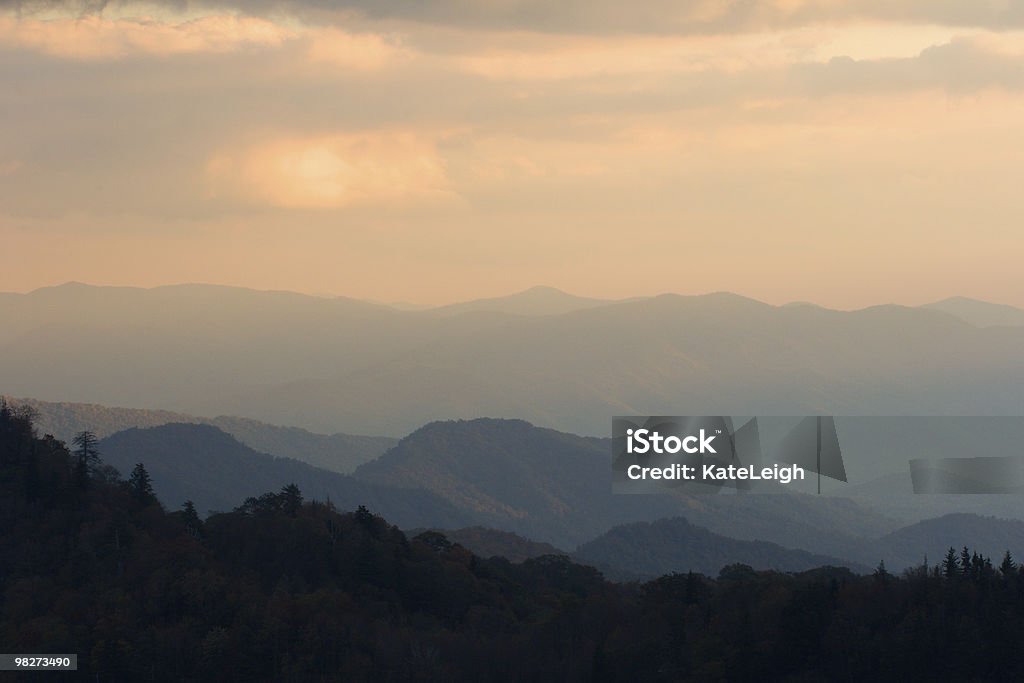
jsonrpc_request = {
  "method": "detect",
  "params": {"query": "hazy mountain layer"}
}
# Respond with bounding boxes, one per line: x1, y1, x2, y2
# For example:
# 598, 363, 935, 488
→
84, 417, 1024, 579
832, 470, 1024, 526
97, 423, 472, 529
3, 283, 1023, 437
922, 297, 1024, 328
426, 285, 612, 317
6, 396, 395, 473
575, 516, 865, 580
354, 418, 897, 549
408, 526, 566, 562
578, 512, 1024, 579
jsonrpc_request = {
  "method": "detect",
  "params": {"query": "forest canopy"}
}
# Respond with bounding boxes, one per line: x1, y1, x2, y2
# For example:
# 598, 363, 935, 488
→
3, 400, 1024, 682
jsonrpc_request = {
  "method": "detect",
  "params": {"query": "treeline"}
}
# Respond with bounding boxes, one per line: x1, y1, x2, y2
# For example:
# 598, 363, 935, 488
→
4, 401, 1024, 681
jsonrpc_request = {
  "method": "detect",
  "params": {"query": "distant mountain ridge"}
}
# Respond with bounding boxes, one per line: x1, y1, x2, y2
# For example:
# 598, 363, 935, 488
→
83, 416, 1024, 580
4, 283, 1023, 436
426, 285, 613, 317
575, 517, 866, 580
866, 513, 1024, 570
5, 396, 395, 473
573, 512, 1024, 579
354, 418, 898, 549
97, 423, 472, 529
921, 296, 1024, 328
408, 527, 566, 562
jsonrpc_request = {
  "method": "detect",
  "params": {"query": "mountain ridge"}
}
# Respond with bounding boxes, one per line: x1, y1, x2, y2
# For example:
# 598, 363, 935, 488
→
5, 396, 395, 474
922, 296, 1024, 328
97, 422, 473, 529
4, 284, 1023, 437
574, 516, 867, 580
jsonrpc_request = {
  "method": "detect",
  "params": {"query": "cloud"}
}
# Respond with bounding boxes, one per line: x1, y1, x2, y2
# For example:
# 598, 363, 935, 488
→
0, 14, 296, 58
787, 38, 1024, 96
305, 26, 407, 68
0, 159, 22, 177
6, 0, 1024, 34
0, 13, 409, 68
204, 132, 457, 209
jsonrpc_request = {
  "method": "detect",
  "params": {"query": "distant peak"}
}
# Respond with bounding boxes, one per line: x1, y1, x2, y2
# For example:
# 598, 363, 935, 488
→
521, 285, 570, 295
646, 291, 772, 308
37, 281, 95, 291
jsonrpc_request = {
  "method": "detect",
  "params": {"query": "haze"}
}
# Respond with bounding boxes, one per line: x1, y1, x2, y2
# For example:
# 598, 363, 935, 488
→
2, 1, 1023, 308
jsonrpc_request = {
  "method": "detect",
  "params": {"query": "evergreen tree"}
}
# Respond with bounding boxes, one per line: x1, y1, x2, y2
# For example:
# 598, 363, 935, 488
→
182, 500, 203, 538
72, 430, 101, 465
128, 462, 156, 505
71, 430, 101, 489
960, 546, 972, 577
355, 504, 374, 524
942, 547, 959, 578
279, 483, 302, 517
1001, 550, 1017, 577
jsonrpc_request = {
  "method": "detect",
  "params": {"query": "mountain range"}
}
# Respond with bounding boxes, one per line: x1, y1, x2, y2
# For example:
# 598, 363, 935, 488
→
922, 296, 1024, 328
407, 526, 566, 562
25, 410, 1023, 579
5, 396, 394, 473
574, 517, 866, 580
577, 512, 1024, 578
97, 423, 471, 529
3, 283, 1023, 437
353, 417, 900, 549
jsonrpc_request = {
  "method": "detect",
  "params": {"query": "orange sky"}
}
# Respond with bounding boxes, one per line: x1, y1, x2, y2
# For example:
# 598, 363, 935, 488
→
1, 2, 1023, 308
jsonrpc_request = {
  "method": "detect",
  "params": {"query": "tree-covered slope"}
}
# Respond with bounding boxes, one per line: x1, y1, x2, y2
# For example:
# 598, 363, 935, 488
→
574, 516, 865, 580
97, 422, 469, 529
5, 396, 394, 473
8, 401, 1024, 681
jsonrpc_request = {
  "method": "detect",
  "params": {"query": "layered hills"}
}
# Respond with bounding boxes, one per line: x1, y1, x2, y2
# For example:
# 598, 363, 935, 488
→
3, 283, 1023, 436
97, 423, 470, 529
5, 396, 394, 473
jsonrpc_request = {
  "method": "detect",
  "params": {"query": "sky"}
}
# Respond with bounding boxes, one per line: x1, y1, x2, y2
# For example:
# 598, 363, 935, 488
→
1, 0, 1023, 308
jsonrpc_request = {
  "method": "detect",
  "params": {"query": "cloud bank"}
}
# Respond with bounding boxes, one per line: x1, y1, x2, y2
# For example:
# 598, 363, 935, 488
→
1, 0, 1023, 308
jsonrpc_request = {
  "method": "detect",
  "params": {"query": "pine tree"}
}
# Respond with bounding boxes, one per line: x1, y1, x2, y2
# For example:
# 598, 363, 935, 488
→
279, 483, 302, 517
960, 546, 972, 577
181, 500, 203, 538
72, 430, 101, 465
355, 505, 374, 525
71, 430, 101, 487
1001, 550, 1017, 577
129, 462, 156, 505
942, 547, 960, 579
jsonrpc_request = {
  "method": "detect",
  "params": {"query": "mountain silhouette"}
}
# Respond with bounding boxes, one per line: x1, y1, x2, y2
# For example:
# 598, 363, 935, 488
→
7, 396, 395, 473
922, 296, 1024, 327
353, 418, 896, 549
426, 285, 613, 317
575, 516, 866, 579
98, 423, 472, 528
857, 513, 1024, 571
3, 284, 1023, 437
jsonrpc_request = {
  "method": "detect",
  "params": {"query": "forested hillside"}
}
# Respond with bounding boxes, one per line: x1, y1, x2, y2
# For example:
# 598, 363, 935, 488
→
5, 397, 395, 473
96, 423, 470, 529
7, 401, 1024, 681
9, 403, 1024, 679
574, 517, 867, 579
354, 418, 895, 549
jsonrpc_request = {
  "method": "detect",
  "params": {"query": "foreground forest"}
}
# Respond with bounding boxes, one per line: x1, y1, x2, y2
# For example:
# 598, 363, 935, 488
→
4, 403, 1024, 681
